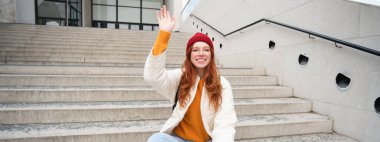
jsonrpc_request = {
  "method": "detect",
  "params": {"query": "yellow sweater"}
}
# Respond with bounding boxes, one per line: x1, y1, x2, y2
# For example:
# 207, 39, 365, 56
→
152, 31, 211, 142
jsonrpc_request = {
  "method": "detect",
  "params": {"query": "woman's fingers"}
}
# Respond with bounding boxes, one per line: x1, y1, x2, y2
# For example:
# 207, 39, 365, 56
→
156, 11, 160, 20
171, 14, 176, 24
160, 8, 164, 20
156, 5, 175, 32
156, 5, 173, 22
163, 5, 167, 16
167, 11, 171, 21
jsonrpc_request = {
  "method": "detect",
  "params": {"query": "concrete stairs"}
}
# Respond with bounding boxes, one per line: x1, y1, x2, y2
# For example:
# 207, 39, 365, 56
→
0, 24, 356, 142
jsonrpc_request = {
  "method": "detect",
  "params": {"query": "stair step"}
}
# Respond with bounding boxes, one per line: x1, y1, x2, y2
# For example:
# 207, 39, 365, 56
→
0, 27, 190, 38
0, 51, 185, 59
0, 100, 172, 124
0, 35, 186, 44
0, 34, 187, 42
0, 42, 184, 52
0, 56, 184, 64
0, 25, 190, 37
0, 75, 277, 87
0, 87, 165, 103
226, 76, 277, 86
235, 113, 332, 139
236, 133, 358, 142
0, 31, 188, 40
0, 65, 148, 75
0, 41, 184, 48
0, 47, 183, 55
0, 40, 184, 49
234, 98, 311, 115
0, 74, 147, 87
233, 86, 292, 98
0, 86, 292, 103
0, 119, 163, 142
0, 32, 185, 39
0, 61, 183, 67
0, 65, 264, 76
0, 98, 309, 124
0, 113, 332, 141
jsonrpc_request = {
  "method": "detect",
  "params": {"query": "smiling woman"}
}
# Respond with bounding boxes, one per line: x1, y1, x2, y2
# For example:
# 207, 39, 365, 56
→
190, 42, 212, 69
144, 5, 236, 142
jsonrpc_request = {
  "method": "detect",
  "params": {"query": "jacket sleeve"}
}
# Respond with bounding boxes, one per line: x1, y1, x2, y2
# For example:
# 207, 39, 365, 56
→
144, 47, 182, 103
211, 76, 237, 142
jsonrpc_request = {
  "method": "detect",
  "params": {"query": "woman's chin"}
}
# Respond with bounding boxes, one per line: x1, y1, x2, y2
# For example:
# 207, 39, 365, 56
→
194, 64, 208, 69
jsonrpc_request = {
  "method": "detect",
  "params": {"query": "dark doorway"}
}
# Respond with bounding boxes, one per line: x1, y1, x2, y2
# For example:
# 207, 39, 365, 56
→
35, 0, 82, 26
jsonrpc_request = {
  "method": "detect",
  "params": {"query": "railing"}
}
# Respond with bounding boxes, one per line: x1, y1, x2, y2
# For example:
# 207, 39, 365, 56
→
190, 14, 380, 57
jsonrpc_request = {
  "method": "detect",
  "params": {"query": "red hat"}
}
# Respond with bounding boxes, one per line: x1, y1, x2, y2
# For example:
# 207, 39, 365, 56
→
186, 32, 214, 51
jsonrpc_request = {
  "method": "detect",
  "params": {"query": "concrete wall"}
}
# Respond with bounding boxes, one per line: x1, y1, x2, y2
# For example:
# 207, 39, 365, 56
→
0, 0, 16, 23
16, 0, 35, 24
179, 0, 380, 141
83, 0, 91, 27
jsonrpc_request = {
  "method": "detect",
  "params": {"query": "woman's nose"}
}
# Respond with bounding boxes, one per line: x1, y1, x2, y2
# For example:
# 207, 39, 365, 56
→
199, 50, 204, 55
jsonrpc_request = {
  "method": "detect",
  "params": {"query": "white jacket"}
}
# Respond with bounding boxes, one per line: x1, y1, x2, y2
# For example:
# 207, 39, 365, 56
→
144, 50, 237, 142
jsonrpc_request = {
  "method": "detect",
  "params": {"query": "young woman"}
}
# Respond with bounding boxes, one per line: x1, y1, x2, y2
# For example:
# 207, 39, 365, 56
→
144, 5, 236, 142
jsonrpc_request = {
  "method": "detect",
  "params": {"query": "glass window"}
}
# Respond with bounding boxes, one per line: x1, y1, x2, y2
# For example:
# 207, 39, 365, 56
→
93, 5, 116, 21
143, 25, 153, 31
38, 1, 66, 18
69, 3, 79, 11
118, 7, 140, 23
119, 24, 130, 29
91, 0, 162, 30
130, 24, 140, 30
153, 25, 159, 31
94, 22, 101, 28
142, 9, 157, 24
93, 0, 116, 5
142, 0, 162, 9
119, 0, 140, 7
107, 23, 115, 29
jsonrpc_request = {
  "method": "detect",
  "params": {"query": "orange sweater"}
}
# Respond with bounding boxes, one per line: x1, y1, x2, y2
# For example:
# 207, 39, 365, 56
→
152, 30, 171, 56
152, 31, 211, 142
172, 79, 210, 142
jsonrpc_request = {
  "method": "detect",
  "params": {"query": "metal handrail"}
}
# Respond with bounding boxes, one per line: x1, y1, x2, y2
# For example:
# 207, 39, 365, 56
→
190, 14, 380, 56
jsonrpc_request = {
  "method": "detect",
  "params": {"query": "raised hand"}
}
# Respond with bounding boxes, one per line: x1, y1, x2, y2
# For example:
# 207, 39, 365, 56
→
156, 5, 176, 32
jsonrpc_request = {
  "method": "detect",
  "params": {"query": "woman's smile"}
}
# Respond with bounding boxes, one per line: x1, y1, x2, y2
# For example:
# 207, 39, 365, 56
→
191, 42, 211, 69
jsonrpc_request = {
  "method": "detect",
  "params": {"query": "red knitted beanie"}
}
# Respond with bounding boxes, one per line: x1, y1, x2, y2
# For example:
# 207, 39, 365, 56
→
186, 32, 214, 51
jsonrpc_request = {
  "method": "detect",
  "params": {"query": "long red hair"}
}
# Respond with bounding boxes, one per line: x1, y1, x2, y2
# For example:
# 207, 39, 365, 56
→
178, 44, 222, 112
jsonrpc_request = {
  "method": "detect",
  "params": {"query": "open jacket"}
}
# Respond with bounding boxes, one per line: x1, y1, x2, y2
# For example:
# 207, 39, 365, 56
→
144, 50, 237, 142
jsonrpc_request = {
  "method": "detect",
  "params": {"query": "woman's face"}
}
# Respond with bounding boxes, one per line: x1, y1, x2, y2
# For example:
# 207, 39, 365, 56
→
190, 42, 211, 70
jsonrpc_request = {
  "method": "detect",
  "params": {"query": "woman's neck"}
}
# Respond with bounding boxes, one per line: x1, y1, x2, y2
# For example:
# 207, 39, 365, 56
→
197, 68, 205, 79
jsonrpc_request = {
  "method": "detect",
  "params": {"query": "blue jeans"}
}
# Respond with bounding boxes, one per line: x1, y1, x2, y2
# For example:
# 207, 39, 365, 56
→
147, 132, 192, 142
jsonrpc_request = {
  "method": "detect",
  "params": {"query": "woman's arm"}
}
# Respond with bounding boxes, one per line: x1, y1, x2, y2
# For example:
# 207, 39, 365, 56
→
152, 5, 176, 56
143, 5, 180, 102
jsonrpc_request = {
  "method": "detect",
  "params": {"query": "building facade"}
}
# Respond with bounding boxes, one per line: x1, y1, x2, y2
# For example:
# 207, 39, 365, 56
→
1, 0, 172, 31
